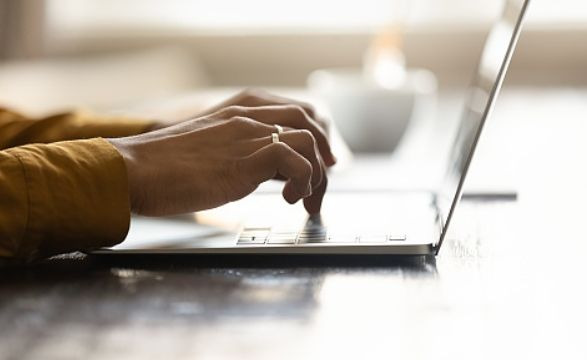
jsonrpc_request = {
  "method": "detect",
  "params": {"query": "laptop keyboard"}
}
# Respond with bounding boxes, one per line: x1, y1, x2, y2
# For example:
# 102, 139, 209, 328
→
237, 222, 406, 246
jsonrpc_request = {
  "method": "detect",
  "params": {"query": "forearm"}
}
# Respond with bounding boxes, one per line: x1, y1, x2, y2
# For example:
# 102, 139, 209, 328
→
0, 107, 156, 150
0, 138, 131, 262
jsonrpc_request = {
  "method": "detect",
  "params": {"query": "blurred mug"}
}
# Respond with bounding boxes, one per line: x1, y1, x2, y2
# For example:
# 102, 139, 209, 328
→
308, 68, 437, 153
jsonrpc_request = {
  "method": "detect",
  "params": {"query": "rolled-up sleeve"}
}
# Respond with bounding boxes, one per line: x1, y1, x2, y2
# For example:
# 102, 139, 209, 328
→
0, 107, 155, 148
0, 138, 131, 261
0, 107, 155, 262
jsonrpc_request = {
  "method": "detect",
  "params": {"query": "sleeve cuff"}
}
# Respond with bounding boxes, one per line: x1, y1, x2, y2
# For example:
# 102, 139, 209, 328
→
4, 138, 131, 261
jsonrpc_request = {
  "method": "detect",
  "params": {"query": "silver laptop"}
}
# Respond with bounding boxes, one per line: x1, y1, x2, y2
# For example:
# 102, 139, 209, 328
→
93, 0, 529, 256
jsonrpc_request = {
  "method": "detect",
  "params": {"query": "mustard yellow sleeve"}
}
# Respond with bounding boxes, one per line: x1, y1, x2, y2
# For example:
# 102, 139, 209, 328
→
0, 138, 130, 262
0, 107, 155, 149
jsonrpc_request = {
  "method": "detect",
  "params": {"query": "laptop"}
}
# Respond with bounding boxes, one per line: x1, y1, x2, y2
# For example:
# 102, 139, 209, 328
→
92, 0, 529, 257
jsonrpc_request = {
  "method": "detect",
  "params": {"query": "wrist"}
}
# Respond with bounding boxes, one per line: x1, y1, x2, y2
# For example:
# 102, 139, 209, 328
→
107, 138, 141, 213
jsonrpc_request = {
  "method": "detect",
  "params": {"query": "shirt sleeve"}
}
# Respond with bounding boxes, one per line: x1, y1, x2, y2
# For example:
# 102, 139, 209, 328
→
0, 107, 156, 262
0, 138, 131, 262
0, 107, 155, 149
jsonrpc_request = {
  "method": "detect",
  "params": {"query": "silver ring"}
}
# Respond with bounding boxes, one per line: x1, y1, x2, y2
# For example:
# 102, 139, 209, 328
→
274, 124, 284, 134
271, 132, 280, 144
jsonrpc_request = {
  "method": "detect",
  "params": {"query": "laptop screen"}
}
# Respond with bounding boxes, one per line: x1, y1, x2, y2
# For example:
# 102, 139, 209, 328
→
435, 0, 529, 250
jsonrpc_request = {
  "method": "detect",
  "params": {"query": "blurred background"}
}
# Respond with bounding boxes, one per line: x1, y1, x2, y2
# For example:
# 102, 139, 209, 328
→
1, 0, 586, 115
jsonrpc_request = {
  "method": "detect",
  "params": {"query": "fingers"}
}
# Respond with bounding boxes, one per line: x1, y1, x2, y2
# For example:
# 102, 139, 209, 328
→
205, 105, 330, 213
279, 130, 325, 192
219, 105, 336, 166
236, 129, 328, 214
304, 164, 328, 214
235, 88, 319, 119
241, 130, 325, 190
236, 89, 331, 139
211, 115, 276, 140
199, 114, 324, 192
239, 142, 313, 204
249, 105, 336, 166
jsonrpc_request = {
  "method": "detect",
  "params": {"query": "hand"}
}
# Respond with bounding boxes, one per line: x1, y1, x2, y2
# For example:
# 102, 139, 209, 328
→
200, 88, 330, 133
108, 104, 335, 216
150, 89, 332, 149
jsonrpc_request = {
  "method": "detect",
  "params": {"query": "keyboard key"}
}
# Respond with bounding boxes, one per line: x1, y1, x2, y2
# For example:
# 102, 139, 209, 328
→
326, 234, 358, 243
237, 235, 267, 245
298, 232, 327, 243
267, 232, 297, 244
268, 238, 297, 244
237, 228, 269, 245
359, 235, 387, 243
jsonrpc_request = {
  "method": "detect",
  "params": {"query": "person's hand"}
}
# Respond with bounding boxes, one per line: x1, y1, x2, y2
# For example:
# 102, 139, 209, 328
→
150, 89, 331, 141
108, 104, 335, 216
199, 88, 330, 133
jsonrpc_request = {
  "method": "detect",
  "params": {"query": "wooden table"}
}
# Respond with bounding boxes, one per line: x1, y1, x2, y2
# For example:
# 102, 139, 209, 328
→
2, 88, 587, 359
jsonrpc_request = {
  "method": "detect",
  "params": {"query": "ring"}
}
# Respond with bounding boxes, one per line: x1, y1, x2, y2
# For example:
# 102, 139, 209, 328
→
274, 124, 284, 134
271, 132, 280, 144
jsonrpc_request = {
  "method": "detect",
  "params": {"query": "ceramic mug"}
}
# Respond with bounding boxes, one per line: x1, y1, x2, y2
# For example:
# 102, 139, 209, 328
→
308, 68, 437, 153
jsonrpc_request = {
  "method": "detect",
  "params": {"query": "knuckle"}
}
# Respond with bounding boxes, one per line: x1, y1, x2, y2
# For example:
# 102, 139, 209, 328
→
227, 116, 259, 134
272, 142, 290, 154
229, 116, 253, 127
296, 129, 316, 147
286, 104, 307, 117
287, 103, 316, 120
222, 105, 246, 116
